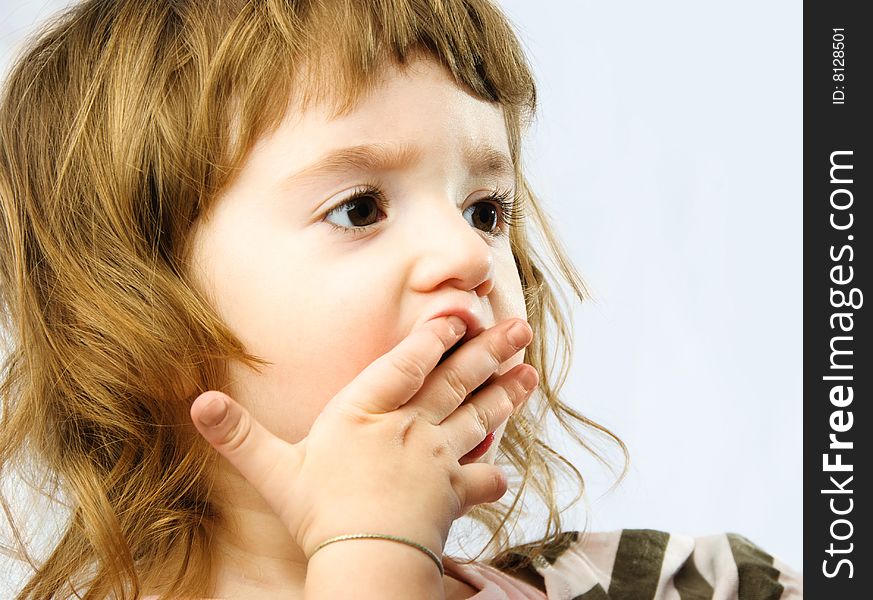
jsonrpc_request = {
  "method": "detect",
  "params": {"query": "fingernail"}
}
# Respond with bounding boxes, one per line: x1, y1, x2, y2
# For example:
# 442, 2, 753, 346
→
448, 316, 467, 336
519, 368, 539, 392
198, 394, 227, 427
507, 321, 531, 348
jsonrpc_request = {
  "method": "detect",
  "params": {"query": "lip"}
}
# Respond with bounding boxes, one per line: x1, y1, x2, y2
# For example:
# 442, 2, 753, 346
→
426, 305, 489, 347
428, 306, 488, 366
460, 431, 495, 463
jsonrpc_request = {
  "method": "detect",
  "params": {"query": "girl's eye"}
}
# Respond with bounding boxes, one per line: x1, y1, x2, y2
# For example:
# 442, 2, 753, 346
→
322, 185, 525, 238
323, 186, 388, 234
464, 188, 525, 237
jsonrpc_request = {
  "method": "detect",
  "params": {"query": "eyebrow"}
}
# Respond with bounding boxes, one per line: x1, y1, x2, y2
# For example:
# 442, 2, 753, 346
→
281, 140, 515, 188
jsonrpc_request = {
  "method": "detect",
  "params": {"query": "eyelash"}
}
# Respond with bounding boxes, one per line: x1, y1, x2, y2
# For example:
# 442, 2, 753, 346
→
323, 184, 526, 240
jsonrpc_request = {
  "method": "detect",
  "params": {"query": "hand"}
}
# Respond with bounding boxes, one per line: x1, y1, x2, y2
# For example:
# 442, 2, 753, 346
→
189, 316, 538, 559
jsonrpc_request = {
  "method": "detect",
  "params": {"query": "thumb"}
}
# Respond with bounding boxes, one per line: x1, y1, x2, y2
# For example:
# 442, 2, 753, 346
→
190, 391, 293, 491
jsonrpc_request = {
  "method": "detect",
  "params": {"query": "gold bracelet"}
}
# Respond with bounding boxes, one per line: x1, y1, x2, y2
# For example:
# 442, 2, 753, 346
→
310, 533, 445, 577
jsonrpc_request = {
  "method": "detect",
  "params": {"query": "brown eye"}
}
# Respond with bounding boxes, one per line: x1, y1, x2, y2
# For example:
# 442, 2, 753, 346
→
324, 188, 388, 233
464, 202, 500, 234
463, 189, 523, 238
339, 196, 381, 227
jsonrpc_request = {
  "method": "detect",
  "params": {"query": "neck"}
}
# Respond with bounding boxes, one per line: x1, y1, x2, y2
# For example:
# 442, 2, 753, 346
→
205, 464, 310, 598
139, 465, 308, 599
143, 464, 477, 599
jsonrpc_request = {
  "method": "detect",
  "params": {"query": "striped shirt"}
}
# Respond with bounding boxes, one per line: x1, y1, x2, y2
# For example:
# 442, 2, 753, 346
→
477, 529, 804, 600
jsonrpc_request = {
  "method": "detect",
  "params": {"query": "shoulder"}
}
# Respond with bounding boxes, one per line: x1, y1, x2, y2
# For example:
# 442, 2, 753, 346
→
521, 529, 803, 599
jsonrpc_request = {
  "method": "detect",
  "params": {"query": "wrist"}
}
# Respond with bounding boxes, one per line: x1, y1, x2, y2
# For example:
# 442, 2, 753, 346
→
311, 533, 445, 576
301, 521, 446, 560
305, 537, 446, 600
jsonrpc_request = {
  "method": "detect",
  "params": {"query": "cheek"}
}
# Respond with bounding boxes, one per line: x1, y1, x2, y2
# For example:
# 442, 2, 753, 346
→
490, 251, 528, 375
483, 251, 531, 463
223, 273, 404, 442
492, 248, 527, 320
225, 313, 400, 443
483, 420, 510, 465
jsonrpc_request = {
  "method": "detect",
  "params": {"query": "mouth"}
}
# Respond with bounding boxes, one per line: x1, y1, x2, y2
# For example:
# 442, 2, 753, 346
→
434, 327, 503, 462
436, 336, 500, 403
435, 313, 487, 367
437, 337, 464, 366
428, 307, 487, 367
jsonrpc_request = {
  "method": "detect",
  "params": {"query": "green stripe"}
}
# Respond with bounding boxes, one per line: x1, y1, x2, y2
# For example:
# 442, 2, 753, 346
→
726, 533, 785, 600
533, 530, 581, 565
573, 584, 610, 600
674, 553, 715, 600
607, 529, 670, 600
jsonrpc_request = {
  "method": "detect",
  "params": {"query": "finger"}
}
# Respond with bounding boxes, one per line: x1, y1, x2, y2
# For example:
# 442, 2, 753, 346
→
441, 364, 538, 458
190, 391, 294, 494
417, 319, 533, 423
325, 315, 467, 415
458, 463, 509, 510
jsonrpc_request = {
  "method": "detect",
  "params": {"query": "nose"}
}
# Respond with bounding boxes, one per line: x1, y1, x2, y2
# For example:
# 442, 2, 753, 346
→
406, 201, 495, 297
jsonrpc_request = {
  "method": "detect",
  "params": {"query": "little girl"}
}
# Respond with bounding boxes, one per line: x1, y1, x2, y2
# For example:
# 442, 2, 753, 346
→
0, 0, 802, 598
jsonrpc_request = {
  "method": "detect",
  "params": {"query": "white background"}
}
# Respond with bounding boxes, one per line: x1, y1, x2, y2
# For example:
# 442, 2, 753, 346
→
1, 0, 802, 588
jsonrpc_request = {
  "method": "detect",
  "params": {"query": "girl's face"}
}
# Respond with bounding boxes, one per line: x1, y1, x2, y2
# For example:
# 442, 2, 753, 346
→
188, 55, 527, 465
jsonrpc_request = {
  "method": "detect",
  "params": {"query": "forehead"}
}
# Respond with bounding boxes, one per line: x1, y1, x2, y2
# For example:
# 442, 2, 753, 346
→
254, 56, 512, 182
